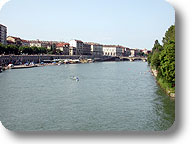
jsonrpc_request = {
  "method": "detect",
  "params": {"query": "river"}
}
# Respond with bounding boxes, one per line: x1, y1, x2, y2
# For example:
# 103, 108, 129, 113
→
0, 61, 175, 131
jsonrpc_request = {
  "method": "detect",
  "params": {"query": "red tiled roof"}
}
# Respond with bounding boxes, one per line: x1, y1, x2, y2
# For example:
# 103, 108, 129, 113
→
56, 42, 69, 47
21, 39, 29, 43
74, 39, 83, 43
7, 36, 22, 40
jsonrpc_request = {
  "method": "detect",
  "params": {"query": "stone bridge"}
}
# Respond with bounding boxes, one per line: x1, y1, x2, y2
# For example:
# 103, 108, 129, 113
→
119, 56, 147, 62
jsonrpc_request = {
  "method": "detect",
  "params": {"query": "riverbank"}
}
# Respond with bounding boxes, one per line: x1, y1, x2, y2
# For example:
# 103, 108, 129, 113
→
151, 68, 175, 98
0, 59, 90, 71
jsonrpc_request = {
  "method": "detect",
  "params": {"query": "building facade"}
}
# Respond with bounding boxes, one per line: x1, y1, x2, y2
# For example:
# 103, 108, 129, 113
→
125, 48, 130, 56
7, 36, 22, 46
69, 39, 84, 55
119, 46, 130, 56
0, 24, 7, 45
142, 48, 151, 55
85, 42, 103, 56
83, 43, 91, 55
130, 49, 136, 57
29, 40, 52, 50
56, 42, 70, 55
21, 39, 30, 47
103, 45, 122, 56
69, 46, 76, 56
29, 40, 42, 47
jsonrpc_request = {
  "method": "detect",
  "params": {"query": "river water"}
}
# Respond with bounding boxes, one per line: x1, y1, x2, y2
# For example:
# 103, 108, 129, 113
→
0, 62, 175, 131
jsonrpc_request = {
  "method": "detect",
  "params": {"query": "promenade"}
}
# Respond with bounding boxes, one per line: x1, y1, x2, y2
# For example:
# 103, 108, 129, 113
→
0, 55, 108, 66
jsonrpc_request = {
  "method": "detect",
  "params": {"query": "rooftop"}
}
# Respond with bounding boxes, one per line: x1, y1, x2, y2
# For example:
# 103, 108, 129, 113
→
56, 42, 69, 47
0, 24, 7, 28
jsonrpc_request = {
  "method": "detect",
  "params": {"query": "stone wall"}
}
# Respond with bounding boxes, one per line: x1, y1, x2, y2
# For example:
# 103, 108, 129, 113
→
0, 55, 99, 66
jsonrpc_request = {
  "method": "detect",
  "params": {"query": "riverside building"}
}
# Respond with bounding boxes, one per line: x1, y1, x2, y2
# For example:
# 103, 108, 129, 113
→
85, 42, 103, 56
69, 39, 84, 55
7, 36, 22, 46
56, 42, 70, 55
103, 45, 122, 56
0, 24, 7, 45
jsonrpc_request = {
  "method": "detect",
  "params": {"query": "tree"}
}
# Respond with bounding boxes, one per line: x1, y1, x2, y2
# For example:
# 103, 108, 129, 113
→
159, 41, 175, 87
148, 25, 175, 90
5, 45, 19, 54
152, 40, 163, 53
150, 40, 162, 69
151, 51, 161, 69
38, 47, 47, 54
0, 43, 6, 54
162, 25, 175, 46
31, 46, 39, 54
147, 52, 152, 64
19, 46, 33, 55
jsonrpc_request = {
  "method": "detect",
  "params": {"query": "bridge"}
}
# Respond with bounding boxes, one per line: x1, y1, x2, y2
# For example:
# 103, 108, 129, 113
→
119, 56, 147, 62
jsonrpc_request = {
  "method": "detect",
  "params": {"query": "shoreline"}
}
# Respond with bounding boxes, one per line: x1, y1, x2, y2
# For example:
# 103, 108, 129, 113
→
0, 58, 116, 71
151, 68, 175, 98
0, 55, 148, 71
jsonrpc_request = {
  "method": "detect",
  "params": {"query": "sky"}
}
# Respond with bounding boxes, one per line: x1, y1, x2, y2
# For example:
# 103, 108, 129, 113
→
0, 0, 175, 50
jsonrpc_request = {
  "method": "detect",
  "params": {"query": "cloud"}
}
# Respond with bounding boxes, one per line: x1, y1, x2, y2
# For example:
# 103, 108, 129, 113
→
0, 0, 10, 12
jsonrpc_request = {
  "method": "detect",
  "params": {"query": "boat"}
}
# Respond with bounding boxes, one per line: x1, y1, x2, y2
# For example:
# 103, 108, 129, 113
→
71, 76, 79, 81
11, 65, 37, 69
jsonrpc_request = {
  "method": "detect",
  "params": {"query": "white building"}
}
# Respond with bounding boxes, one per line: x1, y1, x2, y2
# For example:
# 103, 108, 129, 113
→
69, 39, 84, 55
130, 49, 136, 57
0, 24, 7, 45
7, 36, 22, 46
21, 39, 30, 47
29, 40, 52, 50
29, 40, 42, 47
103, 45, 122, 56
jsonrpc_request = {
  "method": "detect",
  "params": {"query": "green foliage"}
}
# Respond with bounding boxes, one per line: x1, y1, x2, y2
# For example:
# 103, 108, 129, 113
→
0, 43, 6, 54
159, 41, 175, 86
149, 25, 175, 89
137, 51, 145, 57
152, 40, 163, 53
147, 52, 152, 64
151, 51, 161, 69
162, 25, 175, 46
0, 44, 19, 55
0, 44, 48, 55
149, 39, 162, 69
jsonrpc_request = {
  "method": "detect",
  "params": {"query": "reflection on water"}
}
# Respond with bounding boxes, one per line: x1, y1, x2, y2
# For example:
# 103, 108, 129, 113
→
0, 62, 175, 131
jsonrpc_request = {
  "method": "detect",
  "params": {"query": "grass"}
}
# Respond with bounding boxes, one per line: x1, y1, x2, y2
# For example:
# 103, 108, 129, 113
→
157, 77, 175, 95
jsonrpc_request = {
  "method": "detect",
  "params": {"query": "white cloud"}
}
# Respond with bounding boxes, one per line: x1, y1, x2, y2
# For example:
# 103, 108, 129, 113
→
0, 0, 10, 12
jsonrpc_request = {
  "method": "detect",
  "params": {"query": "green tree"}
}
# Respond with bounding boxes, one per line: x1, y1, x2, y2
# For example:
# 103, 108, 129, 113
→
5, 45, 19, 54
150, 40, 162, 69
19, 46, 33, 55
159, 41, 175, 87
148, 25, 175, 91
151, 51, 161, 69
0, 43, 6, 54
152, 40, 163, 53
147, 52, 152, 64
38, 47, 47, 54
162, 25, 175, 46
31, 46, 39, 54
